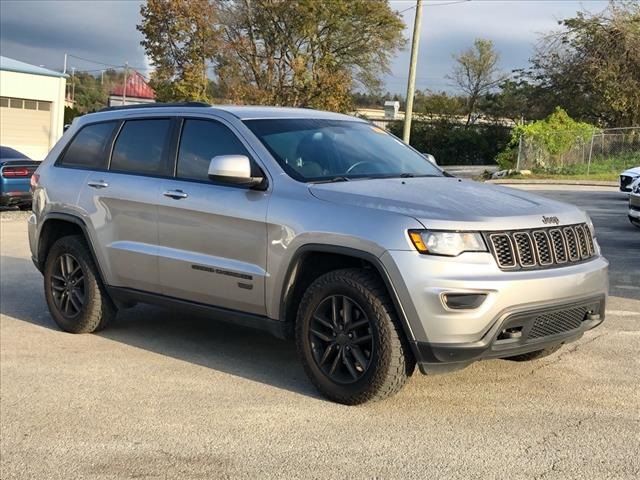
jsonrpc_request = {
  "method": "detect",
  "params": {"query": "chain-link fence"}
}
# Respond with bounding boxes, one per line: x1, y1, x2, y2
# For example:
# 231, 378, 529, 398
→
516, 127, 640, 175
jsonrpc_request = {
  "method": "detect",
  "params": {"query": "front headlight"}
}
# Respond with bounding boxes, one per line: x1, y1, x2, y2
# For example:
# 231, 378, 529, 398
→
408, 230, 487, 256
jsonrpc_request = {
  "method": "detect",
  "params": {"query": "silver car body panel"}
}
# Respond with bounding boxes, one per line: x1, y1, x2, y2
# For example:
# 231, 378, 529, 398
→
28, 105, 609, 369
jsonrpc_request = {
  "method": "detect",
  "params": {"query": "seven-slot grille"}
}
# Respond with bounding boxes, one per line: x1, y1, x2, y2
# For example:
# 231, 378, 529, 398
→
486, 223, 595, 270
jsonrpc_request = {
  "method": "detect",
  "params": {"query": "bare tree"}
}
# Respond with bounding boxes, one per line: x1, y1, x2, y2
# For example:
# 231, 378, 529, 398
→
448, 39, 506, 125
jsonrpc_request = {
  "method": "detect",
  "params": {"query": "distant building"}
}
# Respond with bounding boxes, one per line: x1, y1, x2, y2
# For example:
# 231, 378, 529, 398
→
384, 100, 401, 120
0, 56, 67, 159
108, 70, 156, 107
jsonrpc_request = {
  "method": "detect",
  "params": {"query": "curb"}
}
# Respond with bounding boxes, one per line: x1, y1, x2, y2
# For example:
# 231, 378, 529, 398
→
486, 179, 618, 187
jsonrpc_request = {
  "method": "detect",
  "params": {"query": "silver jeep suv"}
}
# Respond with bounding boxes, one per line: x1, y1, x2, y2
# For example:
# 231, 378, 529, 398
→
28, 103, 608, 404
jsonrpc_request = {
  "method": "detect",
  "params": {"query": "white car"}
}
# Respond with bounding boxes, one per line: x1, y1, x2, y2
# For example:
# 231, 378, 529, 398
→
628, 177, 640, 228
619, 166, 640, 192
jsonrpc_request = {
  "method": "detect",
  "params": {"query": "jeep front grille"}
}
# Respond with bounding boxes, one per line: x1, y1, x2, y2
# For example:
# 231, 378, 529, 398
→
485, 223, 595, 271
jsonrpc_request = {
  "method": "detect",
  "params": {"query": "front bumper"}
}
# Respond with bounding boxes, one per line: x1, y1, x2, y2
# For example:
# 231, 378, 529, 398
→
415, 295, 604, 373
380, 249, 609, 372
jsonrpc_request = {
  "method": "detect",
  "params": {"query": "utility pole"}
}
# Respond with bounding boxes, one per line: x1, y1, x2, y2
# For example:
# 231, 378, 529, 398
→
63, 53, 67, 74
101, 70, 104, 86
122, 62, 128, 106
71, 67, 76, 105
402, 0, 423, 144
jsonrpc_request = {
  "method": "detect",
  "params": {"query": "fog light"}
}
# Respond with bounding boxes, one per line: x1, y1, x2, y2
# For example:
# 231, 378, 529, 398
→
443, 293, 487, 310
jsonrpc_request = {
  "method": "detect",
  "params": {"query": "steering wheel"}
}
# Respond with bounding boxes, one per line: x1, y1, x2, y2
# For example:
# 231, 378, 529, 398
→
346, 161, 377, 174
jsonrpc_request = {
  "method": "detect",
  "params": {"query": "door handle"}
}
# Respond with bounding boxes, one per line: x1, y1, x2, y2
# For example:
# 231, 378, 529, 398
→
87, 180, 109, 189
163, 189, 188, 200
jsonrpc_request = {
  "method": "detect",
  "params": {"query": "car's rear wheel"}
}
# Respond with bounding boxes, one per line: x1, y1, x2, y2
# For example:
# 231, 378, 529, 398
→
503, 344, 562, 362
44, 235, 116, 333
629, 216, 640, 229
296, 268, 413, 404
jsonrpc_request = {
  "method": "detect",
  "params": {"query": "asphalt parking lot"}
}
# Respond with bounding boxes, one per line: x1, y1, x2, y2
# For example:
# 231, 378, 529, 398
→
1, 185, 638, 479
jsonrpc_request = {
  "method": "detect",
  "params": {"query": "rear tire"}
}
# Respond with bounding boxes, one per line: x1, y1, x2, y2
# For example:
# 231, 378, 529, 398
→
43, 235, 116, 333
296, 268, 414, 404
504, 344, 562, 362
629, 216, 640, 229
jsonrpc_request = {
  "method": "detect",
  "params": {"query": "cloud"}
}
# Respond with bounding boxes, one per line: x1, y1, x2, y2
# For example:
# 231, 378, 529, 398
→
0, 0, 147, 72
386, 0, 609, 93
1, 0, 609, 92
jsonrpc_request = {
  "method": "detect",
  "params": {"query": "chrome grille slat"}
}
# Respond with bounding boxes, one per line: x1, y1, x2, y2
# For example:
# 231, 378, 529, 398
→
486, 223, 595, 271
563, 227, 580, 261
532, 230, 553, 266
548, 229, 567, 263
489, 233, 516, 269
512, 232, 536, 267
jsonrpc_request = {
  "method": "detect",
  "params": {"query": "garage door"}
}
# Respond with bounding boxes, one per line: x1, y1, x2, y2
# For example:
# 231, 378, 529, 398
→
0, 97, 52, 160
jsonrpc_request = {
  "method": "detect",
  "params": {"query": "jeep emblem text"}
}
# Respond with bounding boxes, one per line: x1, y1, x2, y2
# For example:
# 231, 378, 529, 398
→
542, 215, 560, 225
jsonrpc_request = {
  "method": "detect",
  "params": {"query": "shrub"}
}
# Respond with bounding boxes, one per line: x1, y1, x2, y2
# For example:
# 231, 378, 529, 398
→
388, 119, 511, 166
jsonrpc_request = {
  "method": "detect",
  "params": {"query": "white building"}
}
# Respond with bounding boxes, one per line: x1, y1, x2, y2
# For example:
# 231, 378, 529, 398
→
0, 56, 67, 160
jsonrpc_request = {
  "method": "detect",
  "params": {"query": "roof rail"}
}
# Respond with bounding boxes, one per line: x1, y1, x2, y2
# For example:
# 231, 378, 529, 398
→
98, 101, 211, 113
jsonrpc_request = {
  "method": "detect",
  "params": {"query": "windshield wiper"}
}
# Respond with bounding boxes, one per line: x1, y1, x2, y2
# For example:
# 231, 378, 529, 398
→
312, 176, 351, 184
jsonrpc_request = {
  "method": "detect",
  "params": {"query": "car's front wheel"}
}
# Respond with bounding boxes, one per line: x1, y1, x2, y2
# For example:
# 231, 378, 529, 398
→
44, 235, 116, 333
296, 269, 413, 404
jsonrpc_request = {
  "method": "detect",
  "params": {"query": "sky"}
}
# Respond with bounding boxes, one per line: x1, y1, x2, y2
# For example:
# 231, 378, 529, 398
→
0, 0, 611, 95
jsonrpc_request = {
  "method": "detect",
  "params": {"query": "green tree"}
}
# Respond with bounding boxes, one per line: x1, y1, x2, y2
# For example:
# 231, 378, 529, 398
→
529, 1, 640, 127
447, 39, 506, 126
413, 90, 466, 119
215, 0, 405, 112
138, 0, 219, 102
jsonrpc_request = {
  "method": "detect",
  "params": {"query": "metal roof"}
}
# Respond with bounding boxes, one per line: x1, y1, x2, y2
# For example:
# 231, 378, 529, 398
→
0, 56, 67, 78
110, 71, 156, 99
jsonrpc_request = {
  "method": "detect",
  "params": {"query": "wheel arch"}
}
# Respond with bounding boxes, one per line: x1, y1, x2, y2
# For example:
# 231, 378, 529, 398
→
278, 244, 418, 357
36, 213, 107, 285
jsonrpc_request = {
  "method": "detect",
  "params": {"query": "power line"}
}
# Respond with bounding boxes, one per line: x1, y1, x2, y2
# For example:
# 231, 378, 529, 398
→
397, 0, 470, 13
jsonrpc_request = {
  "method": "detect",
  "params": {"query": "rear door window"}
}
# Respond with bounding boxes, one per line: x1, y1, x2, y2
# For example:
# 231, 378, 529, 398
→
176, 119, 251, 182
59, 121, 117, 169
110, 119, 172, 176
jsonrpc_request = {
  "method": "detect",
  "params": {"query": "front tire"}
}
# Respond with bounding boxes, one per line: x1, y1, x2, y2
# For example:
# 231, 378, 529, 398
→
296, 268, 413, 404
44, 235, 116, 333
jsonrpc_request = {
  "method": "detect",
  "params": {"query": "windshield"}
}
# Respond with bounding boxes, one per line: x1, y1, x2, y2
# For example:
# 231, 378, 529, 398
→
243, 119, 443, 182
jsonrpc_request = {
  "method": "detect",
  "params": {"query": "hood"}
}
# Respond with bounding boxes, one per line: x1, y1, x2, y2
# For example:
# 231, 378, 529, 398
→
309, 177, 586, 231
621, 166, 640, 176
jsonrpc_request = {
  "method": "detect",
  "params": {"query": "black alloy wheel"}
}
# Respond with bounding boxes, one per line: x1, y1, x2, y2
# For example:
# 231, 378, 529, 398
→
309, 295, 374, 384
50, 253, 85, 318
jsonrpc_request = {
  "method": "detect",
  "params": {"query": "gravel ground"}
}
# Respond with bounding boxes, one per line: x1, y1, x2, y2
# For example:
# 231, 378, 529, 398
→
1, 188, 639, 479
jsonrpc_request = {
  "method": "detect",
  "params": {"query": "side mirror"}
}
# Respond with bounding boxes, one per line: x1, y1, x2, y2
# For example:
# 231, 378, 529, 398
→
208, 155, 265, 188
422, 153, 437, 165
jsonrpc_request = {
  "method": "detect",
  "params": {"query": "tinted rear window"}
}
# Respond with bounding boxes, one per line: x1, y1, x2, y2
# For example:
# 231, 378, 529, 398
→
110, 119, 172, 175
177, 119, 250, 181
59, 122, 117, 169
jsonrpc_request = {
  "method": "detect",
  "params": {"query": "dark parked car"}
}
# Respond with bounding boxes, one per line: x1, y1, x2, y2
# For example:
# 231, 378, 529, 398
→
0, 146, 40, 209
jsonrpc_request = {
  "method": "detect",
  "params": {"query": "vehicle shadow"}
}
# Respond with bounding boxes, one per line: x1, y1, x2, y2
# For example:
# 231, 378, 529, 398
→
0, 255, 321, 400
